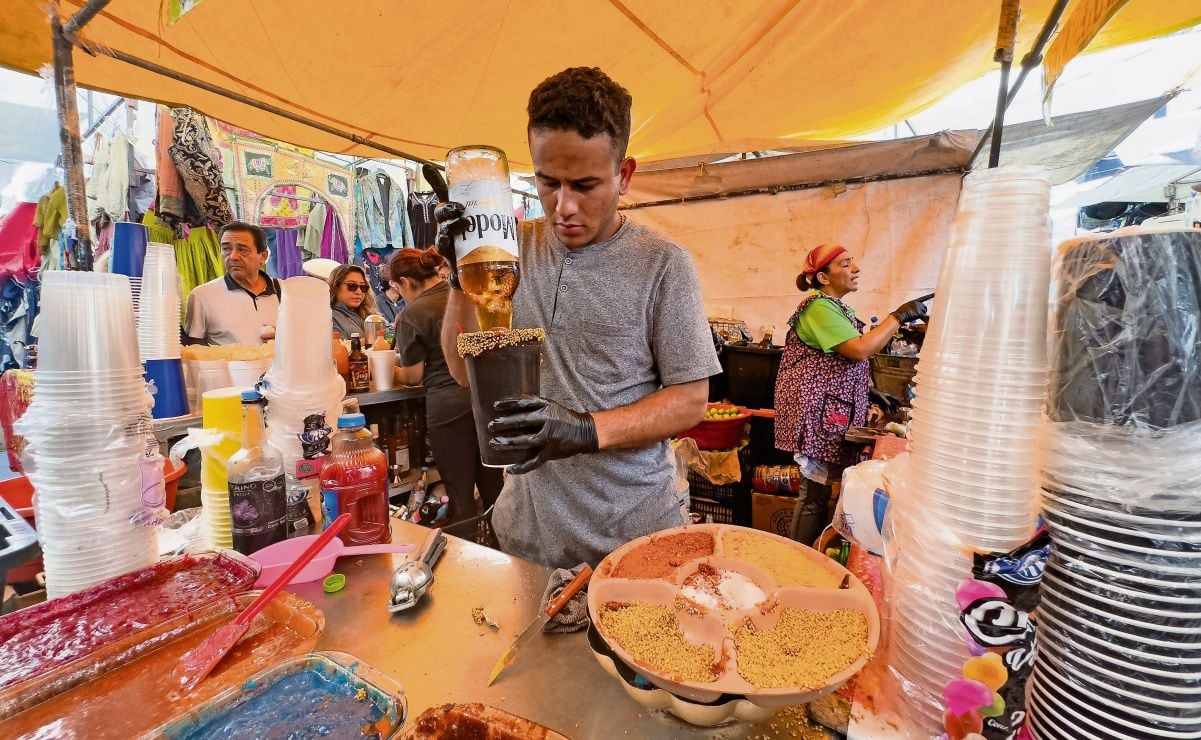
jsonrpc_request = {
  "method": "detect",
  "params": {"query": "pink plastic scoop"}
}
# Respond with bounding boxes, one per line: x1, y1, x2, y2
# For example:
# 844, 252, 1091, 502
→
249, 533, 416, 587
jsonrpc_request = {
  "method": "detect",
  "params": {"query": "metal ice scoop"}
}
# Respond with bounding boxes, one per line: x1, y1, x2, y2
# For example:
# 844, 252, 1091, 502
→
388, 528, 446, 612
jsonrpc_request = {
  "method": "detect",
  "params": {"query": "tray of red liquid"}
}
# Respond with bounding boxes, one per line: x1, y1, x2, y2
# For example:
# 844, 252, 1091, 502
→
2, 590, 323, 737
0, 551, 260, 717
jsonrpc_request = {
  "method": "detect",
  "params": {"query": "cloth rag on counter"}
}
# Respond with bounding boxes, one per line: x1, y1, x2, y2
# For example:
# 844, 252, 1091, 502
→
540, 563, 590, 634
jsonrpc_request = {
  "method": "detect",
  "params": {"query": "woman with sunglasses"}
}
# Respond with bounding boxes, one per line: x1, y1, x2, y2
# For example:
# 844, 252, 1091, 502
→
328, 264, 378, 338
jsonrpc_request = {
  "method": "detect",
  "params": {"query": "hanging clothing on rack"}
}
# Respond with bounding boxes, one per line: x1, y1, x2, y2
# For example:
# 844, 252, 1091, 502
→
0, 276, 39, 370
87, 131, 132, 225
355, 166, 411, 252
264, 228, 304, 279
407, 191, 438, 248
143, 209, 224, 315
356, 246, 397, 293
33, 185, 67, 259
169, 107, 234, 227
157, 106, 187, 227
0, 203, 40, 281
321, 209, 349, 264
302, 202, 327, 261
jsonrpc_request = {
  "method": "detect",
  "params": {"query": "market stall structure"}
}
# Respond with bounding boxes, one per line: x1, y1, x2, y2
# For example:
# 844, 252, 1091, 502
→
1, 0, 1200, 738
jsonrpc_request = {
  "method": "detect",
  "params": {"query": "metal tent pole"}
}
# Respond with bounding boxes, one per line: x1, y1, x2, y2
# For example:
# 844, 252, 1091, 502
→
987, 0, 1022, 168
969, 0, 1071, 169
50, 6, 96, 270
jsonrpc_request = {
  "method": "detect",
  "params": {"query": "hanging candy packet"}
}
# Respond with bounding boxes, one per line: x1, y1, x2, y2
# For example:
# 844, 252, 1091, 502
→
943, 530, 1050, 740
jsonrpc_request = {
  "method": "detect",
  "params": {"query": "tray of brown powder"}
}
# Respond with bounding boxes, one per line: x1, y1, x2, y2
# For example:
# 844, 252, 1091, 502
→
588, 524, 879, 707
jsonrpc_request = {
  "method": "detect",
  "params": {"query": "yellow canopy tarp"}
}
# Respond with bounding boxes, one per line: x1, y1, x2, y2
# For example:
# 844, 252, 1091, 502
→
1, 0, 1197, 167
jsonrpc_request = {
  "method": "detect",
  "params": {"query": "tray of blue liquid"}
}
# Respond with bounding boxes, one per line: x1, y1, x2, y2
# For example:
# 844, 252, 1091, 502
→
158, 651, 406, 739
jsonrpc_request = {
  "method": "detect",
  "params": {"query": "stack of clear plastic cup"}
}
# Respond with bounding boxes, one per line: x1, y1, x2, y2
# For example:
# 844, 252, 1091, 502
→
15, 272, 158, 599
269, 277, 336, 388
887, 166, 1053, 734
261, 276, 344, 469
138, 243, 189, 418
129, 276, 142, 315
137, 243, 183, 361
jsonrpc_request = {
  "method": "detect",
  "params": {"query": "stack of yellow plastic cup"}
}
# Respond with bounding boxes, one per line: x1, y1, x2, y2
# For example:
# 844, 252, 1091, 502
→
199, 387, 244, 548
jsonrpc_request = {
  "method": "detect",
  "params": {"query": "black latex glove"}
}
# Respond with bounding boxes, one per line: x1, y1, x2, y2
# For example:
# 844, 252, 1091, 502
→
488, 396, 600, 475
868, 387, 901, 415
890, 293, 934, 325
433, 201, 468, 290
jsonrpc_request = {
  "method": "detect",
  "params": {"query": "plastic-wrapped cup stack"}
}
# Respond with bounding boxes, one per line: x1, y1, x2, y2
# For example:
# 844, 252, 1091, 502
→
260, 276, 344, 468
138, 243, 189, 418
14, 272, 159, 599
1027, 228, 1201, 740
886, 166, 1053, 732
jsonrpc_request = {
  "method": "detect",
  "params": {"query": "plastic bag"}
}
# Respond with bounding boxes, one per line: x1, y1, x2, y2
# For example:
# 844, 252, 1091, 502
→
833, 459, 889, 555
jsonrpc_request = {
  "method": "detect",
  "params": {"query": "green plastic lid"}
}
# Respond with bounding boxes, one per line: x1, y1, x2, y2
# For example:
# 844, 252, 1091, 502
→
322, 573, 347, 593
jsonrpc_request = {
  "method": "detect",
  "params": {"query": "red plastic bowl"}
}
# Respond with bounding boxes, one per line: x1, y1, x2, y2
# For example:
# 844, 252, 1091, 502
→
678, 404, 750, 450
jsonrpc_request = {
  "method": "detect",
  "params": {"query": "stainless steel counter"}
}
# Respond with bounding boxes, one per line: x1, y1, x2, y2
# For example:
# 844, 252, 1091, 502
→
288, 519, 836, 739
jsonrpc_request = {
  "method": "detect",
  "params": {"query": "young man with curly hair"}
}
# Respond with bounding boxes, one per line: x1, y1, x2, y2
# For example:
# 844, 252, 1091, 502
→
438, 67, 720, 568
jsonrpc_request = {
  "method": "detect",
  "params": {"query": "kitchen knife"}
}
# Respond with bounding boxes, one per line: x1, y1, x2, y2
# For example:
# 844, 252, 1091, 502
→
486, 564, 592, 686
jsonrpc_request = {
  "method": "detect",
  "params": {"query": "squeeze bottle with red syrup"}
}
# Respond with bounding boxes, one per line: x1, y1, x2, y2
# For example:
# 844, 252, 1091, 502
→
320, 413, 391, 545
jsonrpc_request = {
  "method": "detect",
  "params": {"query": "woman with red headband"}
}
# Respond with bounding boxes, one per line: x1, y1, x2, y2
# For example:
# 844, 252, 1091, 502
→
774, 244, 929, 545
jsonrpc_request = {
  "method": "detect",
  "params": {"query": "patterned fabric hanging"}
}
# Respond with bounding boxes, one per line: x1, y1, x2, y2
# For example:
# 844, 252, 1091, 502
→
168, 107, 234, 227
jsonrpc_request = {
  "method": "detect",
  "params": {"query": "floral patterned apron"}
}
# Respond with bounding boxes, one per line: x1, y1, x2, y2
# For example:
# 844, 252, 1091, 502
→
773, 293, 870, 469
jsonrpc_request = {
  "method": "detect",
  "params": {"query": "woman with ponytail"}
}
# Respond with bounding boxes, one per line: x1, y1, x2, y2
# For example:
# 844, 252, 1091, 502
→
389, 247, 504, 525
773, 244, 931, 545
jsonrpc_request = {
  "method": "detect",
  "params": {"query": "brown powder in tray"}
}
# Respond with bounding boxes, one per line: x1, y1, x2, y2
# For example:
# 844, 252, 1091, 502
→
722, 531, 842, 588
733, 607, 869, 689
456, 327, 545, 358
610, 531, 714, 580
599, 602, 719, 684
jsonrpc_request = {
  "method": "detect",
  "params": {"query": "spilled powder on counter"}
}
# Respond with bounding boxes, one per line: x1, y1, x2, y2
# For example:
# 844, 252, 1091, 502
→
610, 531, 715, 580
733, 607, 869, 689
598, 602, 719, 683
721, 531, 842, 588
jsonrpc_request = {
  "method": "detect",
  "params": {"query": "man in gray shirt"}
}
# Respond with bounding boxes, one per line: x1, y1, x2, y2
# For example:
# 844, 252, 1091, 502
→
438, 67, 720, 568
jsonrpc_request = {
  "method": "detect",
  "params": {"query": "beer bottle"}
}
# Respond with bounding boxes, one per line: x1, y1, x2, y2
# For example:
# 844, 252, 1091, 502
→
348, 333, 370, 393
446, 145, 520, 331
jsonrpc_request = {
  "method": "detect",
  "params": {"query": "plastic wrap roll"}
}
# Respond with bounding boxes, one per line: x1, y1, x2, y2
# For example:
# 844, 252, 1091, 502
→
1030, 227, 1201, 739
1050, 228, 1201, 430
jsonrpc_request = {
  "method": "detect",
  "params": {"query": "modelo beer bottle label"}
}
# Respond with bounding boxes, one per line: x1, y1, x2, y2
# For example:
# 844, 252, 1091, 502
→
450, 178, 519, 266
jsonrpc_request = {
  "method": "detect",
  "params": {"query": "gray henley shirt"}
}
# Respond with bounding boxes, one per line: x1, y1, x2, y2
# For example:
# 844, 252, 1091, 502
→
491, 217, 720, 568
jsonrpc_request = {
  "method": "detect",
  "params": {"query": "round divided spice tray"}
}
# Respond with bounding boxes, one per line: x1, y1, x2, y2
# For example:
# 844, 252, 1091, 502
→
587, 523, 880, 707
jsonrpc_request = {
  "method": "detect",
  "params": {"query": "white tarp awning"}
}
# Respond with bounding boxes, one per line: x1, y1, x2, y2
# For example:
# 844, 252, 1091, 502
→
1060, 164, 1201, 207
620, 96, 1173, 207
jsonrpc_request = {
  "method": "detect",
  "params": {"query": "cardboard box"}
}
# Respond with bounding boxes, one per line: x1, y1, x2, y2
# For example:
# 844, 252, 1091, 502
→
752, 492, 796, 537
